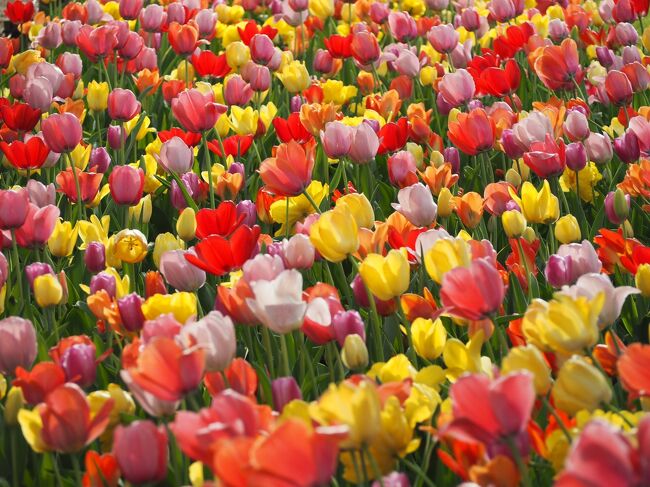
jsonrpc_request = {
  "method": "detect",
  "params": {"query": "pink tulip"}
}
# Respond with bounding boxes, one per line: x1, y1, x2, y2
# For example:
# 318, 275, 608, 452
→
523, 134, 566, 178
180, 311, 236, 372
56, 52, 83, 79
348, 122, 380, 164
392, 183, 437, 227
387, 150, 418, 188
15, 204, 60, 247
119, 31, 144, 60
512, 111, 554, 152
250, 34, 275, 65
61, 20, 82, 46
440, 257, 505, 321
427, 24, 459, 53
41, 113, 82, 153
113, 421, 168, 485
320, 121, 352, 159
37, 22, 62, 50
139, 4, 166, 32
9, 74, 25, 99
563, 109, 590, 141
119, 0, 143, 20
107, 88, 141, 122
585, 131, 613, 164
283, 233, 315, 269
223, 75, 254, 106
438, 69, 475, 108
394, 49, 420, 77
24, 77, 53, 112
109, 166, 144, 206
605, 70, 633, 106
271, 376, 302, 411
545, 240, 602, 288
387, 12, 417, 41
350, 31, 381, 65
0, 252, 8, 289
195, 9, 217, 38
0, 189, 30, 230
243, 253, 285, 282
158, 136, 193, 173
489, 0, 517, 22
27, 62, 64, 94
172, 89, 227, 133
441, 372, 535, 457
159, 249, 206, 292
0, 317, 37, 375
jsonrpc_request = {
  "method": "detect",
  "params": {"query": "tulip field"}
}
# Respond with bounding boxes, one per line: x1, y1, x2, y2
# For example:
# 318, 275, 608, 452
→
3, 0, 650, 485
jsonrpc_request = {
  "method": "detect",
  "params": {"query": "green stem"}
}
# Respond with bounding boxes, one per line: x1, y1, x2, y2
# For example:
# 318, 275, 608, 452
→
10, 230, 24, 314
261, 326, 276, 378
506, 436, 532, 487
65, 152, 85, 222
540, 396, 572, 443
279, 333, 291, 377
302, 189, 322, 213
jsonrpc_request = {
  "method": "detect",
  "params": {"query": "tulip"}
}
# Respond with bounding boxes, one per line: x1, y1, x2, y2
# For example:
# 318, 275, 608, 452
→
176, 207, 197, 241
108, 166, 144, 206
225, 41, 251, 70
260, 139, 315, 197
351, 31, 380, 65
223, 74, 253, 106
310, 206, 359, 262
157, 136, 193, 174
359, 250, 410, 301
107, 88, 141, 122
348, 122, 380, 164
341, 334, 369, 371
565, 141, 587, 172
4, 387, 24, 426
271, 376, 302, 411
605, 70, 634, 106
24, 77, 53, 112
26, 180, 55, 208
411, 317, 446, 360
427, 24, 459, 53
336, 193, 374, 229
13, 362, 66, 405
159, 249, 206, 292
89, 147, 111, 173
552, 356, 612, 415
113, 421, 168, 484
247, 269, 308, 334
48, 220, 78, 257
613, 131, 640, 164
84, 242, 106, 274
585, 132, 613, 164
502, 210, 526, 238
283, 233, 315, 269
250, 34, 275, 65
387, 151, 418, 188
119, 0, 143, 20
90, 272, 116, 297
171, 89, 227, 133
501, 345, 552, 395
107, 125, 126, 150
320, 121, 352, 159
33, 274, 63, 307
41, 113, 82, 153
0, 317, 37, 375
0, 253, 7, 289
117, 293, 146, 333
243, 253, 285, 282
424, 237, 471, 284
438, 69, 475, 108
140, 4, 166, 32
180, 311, 235, 372
0, 189, 30, 229
509, 181, 559, 224
563, 110, 590, 141
392, 183, 437, 227
25, 263, 54, 290
276, 60, 310, 93
331, 310, 365, 347
60, 343, 97, 388
555, 215, 581, 244
113, 229, 148, 264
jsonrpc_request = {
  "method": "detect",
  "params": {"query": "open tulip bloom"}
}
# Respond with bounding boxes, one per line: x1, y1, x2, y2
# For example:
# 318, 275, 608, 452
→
3, 0, 650, 486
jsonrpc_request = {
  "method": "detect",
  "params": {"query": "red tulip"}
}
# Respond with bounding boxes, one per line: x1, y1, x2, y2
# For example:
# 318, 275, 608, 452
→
191, 50, 231, 78
236, 20, 277, 45
378, 117, 409, 154
207, 134, 254, 158
272, 112, 313, 144
171, 88, 227, 133
1, 101, 41, 132
534, 38, 582, 91
618, 343, 650, 398
523, 134, 566, 178
41, 112, 83, 153
186, 224, 260, 276
0, 37, 14, 69
75, 24, 119, 62
13, 362, 66, 405
109, 165, 145, 205
204, 358, 259, 397
259, 139, 315, 197
56, 168, 103, 203
162, 79, 186, 104
39, 383, 113, 453
324, 34, 353, 59
351, 31, 381, 65
113, 420, 168, 484
195, 201, 245, 239
440, 257, 505, 321
123, 336, 205, 402
447, 108, 496, 155
4, 0, 34, 24
158, 127, 202, 147
82, 450, 120, 487
605, 70, 634, 106
479, 59, 521, 97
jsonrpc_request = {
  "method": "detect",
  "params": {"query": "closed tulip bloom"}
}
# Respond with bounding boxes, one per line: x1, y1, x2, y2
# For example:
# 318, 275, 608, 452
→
90, 272, 116, 297
392, 183, 437, 227
0, 189, 30, 229
271, 376, 302, 411
113, 420, 168, 484
159, 249, 206, 292
119, 0, 143, 20
276, 60, 310, 93
24, 77, 53, 112
563, 110, 590, 141
116, 293, 145, 333
33, 274, 63, 307
250, 34, 275, 65
60, 343, 97, 388
0, 317, 37, 375
41, 113, 82, 153
180, 311, 235, 372
555, 215, 581, 244
605, 70, 634, 106
172, 89, 227, 133
424, 237, 471, 284
341, 334, 369, 371
310, 206, 359, 262
26, 179, 55, 208
604, 190, 630, 226
158, 136, 193, 174
502, 210, 526, 238
247, 269, 308, 334
438, 69, 475, 108
176, 207, 196, 241
320, 121, 352, 159
168, 21, 199, 56
552, 356, 612, 415
440, 257, 505, 321
359, 249, 410, 301
336, 193, 374, 229
427, 24, 459, 53
139, 4, 166, 32
585, 132, 613, 164
108, 166, 144, 206
394, 49, 420, 77
48, 220, 78, 257
260, 139, 315, 197
0, 253, 7, 289
411, 317, 446, 360
225, 41, 251, 70
107, 88, 141, 122
351, 31, 380, 64
84, 242, 106, 274
283, 233, 315, 269
348, 121, 380, 164
521, 293, 603, 355
501, 345, 552, 395
331, 310, 365, 347
614, 130, 641, 164
447, 108, 495, 156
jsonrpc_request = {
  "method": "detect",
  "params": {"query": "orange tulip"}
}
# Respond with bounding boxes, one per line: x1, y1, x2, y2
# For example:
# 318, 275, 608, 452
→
168, 21, 200, 56
299, 102, 340, 136
420, 162, 459, 196
453, 192, 484, 228
618, 343, 650, 397
365, 89, 402, 121
447, 108, 496, 156
259, 139, 315, 197
134, 68, 162, 96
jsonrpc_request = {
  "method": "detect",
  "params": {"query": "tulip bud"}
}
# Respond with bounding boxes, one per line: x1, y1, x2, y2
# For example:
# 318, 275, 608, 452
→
505, 168, 522, 187
552, 356, 612, 415
61, 344, 97, 388
332, 310, 365, 347
89, 147, 111, 173
565, 142, 587, 172
107, 125, 126, 150
33, 274, 63, 307
501, 345, 551, 395
271, 376, 302, 411
84, 242, 106, 274
341, 334, 369, 371
3, 387, 24, 426
117, 293, 146, 332
502, 210, 526, 238
605, 189, 630, 225
437, 187, 454, 218
554, 215, 581, 244
635, 264, 650, 297
411, 317, 446, 360
176, 208, 197, 241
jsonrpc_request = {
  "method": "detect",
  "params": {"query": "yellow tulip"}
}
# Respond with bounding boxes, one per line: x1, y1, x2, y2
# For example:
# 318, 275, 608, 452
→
177, 207, 197, 241
502, 210, 526, 238
310, 205, 359, 263
124, 115, 155, 141
276, 60, 310, 93
554, 215, 581, 244
141, 292, 198, 323
636, 263, 650, 297
215, 4, 245, 24
4, 387, 24, 426
359, 249, 410, 301
48, 220, 79, 257
8, 50, 43, 75
336, 193, 374, 229
309, 0, 334, 19
436, 187, 454, 218
175, 60, 194, 84
552, 356, 612, 415
321, 80, 358, 105
411, 317, 446, 361
214, 113, 231, 138
341, 334, 369, 371
501, 345, 552, 395
112, 229, 148, 264
228, 106, 259, 135
378, 396, 420, 457
424, 237, 471, 284
643, 26, 650, 52
259, 102, 278, 130
270, 181, 328, 236
69, 143, 92, 171
129, 194, 152, 224
78, 215, 110, 249
18, 408, 48, 452
521, 294, 603, 356
420, 65, 437, 86
225, 41, 250, 69
152, 232, 185, 268
33, 274, 63, 307
442, 330, 487, 380
88, 383, 136, 448
87, 81, 109, 111
509, 180, 559, 224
